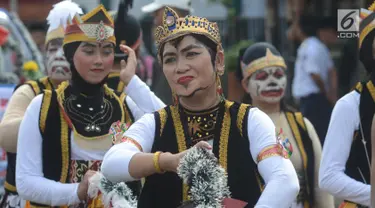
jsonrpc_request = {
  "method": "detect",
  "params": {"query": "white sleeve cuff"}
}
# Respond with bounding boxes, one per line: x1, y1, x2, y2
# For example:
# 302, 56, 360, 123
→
101, 143, 140, 183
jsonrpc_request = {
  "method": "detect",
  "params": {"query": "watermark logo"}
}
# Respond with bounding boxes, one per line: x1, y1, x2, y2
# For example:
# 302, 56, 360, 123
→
337, 9, 359, 39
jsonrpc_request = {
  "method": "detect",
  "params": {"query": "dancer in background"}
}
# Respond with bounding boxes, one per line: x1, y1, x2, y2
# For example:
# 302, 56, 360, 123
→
237, 42, 334, 208
15, 5, 164, 207
319, 4, 375, 207
0, 1, 83, 207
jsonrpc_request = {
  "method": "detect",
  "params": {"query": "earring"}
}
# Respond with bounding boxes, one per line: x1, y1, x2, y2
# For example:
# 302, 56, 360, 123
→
216, 74, 225, 101
172, 90, 179, 105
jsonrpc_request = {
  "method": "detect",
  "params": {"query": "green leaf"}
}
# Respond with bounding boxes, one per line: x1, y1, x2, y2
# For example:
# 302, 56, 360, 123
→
224, 40, 254, 72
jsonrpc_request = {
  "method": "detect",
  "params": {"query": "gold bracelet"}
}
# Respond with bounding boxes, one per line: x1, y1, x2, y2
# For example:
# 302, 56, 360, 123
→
153, 151, 165, 173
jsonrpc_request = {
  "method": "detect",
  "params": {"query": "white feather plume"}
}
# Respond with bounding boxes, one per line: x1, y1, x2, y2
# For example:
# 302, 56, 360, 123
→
46, 0, 83, 33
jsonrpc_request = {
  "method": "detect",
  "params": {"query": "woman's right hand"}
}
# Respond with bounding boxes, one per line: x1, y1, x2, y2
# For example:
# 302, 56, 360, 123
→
159, 141, 212, 172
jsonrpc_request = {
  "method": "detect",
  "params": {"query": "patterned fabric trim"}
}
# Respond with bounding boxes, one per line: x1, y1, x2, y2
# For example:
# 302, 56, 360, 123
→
256, 144, 288, 163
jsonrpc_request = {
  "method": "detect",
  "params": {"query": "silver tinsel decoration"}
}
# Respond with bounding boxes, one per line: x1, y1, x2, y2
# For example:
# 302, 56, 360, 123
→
88, 172, 137, 208
177, 147, 231, 208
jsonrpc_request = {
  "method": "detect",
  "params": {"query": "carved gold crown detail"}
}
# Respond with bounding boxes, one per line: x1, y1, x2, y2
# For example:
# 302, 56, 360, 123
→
63, 4, 115, 46
154, 6, 221, 49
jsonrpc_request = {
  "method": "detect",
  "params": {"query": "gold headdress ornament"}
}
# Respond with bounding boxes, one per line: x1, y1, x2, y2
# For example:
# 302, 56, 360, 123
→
154, 6, 221, 53
242, 48, 287, 80
63, 4, 116, 46
45, 0, 83, 46
359, 2, 375, 49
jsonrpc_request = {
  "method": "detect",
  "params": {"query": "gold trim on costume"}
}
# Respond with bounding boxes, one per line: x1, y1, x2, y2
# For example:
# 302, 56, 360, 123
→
236, 104, 250, 137
154, 6, 221, 51
120, 93, 132, 124
256, 144, 287, 163
242, 48, 287, 80
158, 108, 167, 137
219, 101, 234, 172
4, 181, 16, 192
366, 80, 375, 102
40, 90, 52, 133
171, 100, 233, 202
294, 112, 306, 131
120, 136, 143, 152
59, 107, 69, 183
354, 82, 363, 93
26, 81, 41, 95
286, 112, 310, 204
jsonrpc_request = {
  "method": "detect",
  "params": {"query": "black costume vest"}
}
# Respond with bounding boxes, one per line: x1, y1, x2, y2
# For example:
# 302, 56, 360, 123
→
4, 77, 53, 196
28, 82, 140, 208
343, 81, 375, 208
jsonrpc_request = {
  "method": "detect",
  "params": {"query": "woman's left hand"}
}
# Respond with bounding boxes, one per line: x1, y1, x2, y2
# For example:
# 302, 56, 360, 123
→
119, 44, 137, 86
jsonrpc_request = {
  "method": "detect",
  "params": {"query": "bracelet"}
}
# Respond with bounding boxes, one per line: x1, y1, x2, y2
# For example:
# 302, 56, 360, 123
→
153, 151, 165, 173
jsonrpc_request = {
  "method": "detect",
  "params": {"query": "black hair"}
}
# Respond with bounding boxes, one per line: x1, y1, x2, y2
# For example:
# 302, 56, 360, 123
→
158, 34, 217, 66
298, 15, 319, 37
359, 29, 375, 74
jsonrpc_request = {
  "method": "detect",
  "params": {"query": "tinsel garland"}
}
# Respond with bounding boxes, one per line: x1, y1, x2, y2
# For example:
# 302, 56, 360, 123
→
177, 147, 231, 208
88, 172, 137, 208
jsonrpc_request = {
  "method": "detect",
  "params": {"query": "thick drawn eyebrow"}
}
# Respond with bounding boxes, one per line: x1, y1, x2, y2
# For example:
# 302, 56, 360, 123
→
163, 44, 203, 58
180, 44, 204, 53
102, 44, 114, 49
163, 52, 176, 59
82, 42, 97, 48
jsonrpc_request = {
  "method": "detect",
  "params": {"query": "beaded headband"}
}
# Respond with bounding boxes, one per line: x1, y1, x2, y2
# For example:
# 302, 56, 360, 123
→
63, 4, 116, 46
242, 48, 287, 80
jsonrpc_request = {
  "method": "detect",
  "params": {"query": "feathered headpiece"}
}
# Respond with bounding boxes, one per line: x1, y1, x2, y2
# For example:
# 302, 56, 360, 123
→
45, 0, 83, 46
154, 6, 221, 52
359, 2, 375, 49
63, 4, 116, 46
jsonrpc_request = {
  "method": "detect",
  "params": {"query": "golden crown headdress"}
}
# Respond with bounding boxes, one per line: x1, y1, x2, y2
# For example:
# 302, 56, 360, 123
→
359, 2, 375, 49
242, 48, 287, 80
154, 6, 221, 51
63, 4, 116, 46
45, 0, 83, 46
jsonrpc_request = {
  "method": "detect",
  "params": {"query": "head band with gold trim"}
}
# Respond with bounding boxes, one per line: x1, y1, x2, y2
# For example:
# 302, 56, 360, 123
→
242, 48, 287, 80
359, 2, 375, 49
45, 0, 83, 46
63, 4, 116, 46
154, 6, 221, 52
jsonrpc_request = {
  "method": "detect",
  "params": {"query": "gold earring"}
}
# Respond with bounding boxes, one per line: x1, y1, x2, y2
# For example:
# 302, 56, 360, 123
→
172, 90, 179, 105
216, 74, 225, 101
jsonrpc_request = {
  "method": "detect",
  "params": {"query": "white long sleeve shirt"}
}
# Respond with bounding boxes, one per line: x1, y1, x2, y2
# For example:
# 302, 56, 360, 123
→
101, 107, 300, 208
16, 75, 165, 206
319, 90, 371, 206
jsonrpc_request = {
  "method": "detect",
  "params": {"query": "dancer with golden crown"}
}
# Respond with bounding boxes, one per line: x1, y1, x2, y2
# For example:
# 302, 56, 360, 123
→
101, 7, 299, 208
237, 42, 334, 208
319, 3, 375, 208
0, 1, 83, 207
15, 4, 165, 207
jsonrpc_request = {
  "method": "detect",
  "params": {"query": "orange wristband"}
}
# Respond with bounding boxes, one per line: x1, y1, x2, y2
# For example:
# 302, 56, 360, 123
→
153, 151, 165, 173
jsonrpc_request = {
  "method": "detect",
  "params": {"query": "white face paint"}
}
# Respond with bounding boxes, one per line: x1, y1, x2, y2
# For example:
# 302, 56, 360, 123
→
247, 66, 287, 103
45, 40, 71, 81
